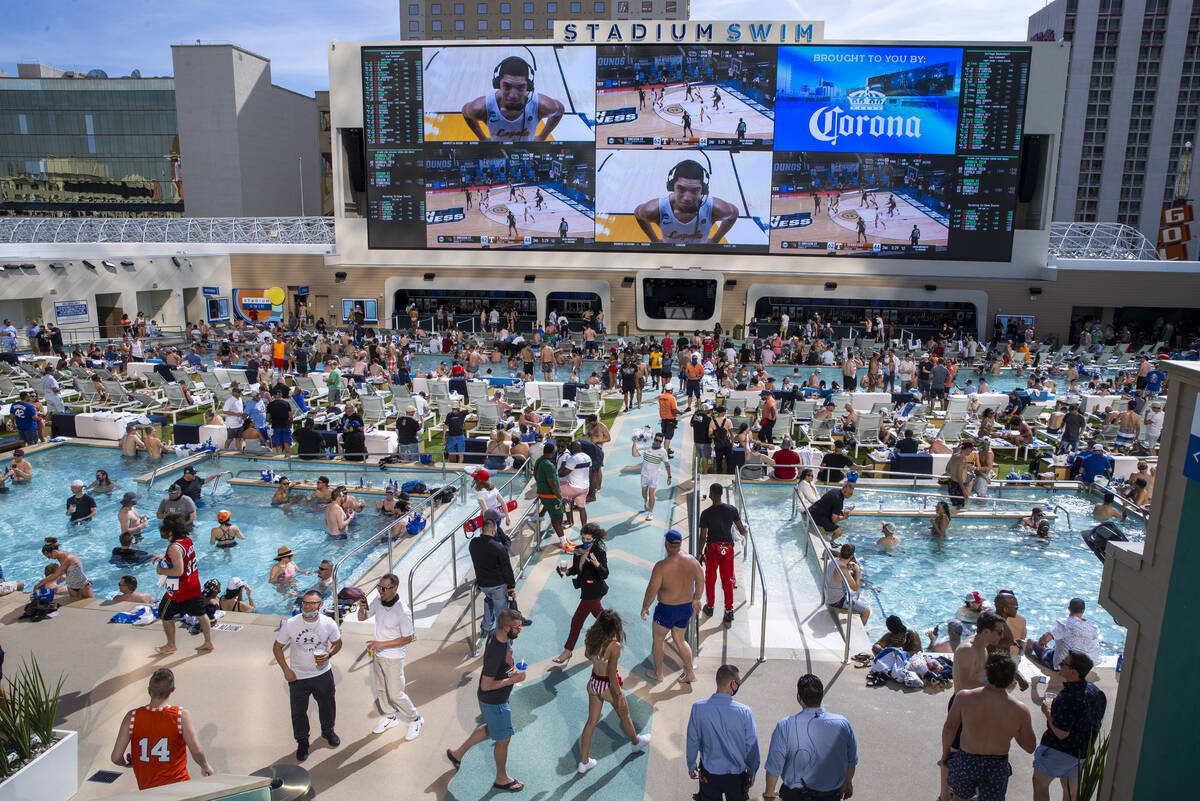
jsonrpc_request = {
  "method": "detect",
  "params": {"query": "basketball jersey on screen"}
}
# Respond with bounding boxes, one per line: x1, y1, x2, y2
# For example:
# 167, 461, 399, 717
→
129, 705, 190, 790
658, 195, 713, 244
484, 91, 540, 140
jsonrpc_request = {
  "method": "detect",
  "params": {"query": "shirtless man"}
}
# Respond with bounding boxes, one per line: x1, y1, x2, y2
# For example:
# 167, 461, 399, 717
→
540, 343, 556, 382
119, 492, 150, 539
5, 449, 33, 482
941, 654, 1036, 801
119, 424, 144, 457
142, 427, 166, 459
310, 476, 333, 505
1092, 491, 1126, 522
946, 443, 973, 509
325, 487, 354, 538
1116, 406, 1141, 450
994, 591, 1029, 691
640, 530, 704, 684
939, 610, 1007, 801
376, 487, 408, 517
112, 575, 154, 604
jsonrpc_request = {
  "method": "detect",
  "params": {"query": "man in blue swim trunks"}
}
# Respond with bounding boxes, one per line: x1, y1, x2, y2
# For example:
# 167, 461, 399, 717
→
641, 530, 704, 684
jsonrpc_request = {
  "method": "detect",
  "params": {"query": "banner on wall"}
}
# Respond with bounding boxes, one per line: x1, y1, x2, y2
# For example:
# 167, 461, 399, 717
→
233, 287, 285, 323
53, 299, 90, 325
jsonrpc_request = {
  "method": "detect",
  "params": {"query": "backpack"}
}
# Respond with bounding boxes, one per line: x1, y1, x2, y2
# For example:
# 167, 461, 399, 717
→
337, 586, 367, 604
401, 480, 428, 495
712, 419, 732, 448
20, 598, 58, 622
430, 485, 458, 505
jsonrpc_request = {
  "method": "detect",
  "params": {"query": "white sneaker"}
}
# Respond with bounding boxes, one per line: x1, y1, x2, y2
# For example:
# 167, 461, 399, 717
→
577, 758, 598, 774
372, 715, 399, 734
646, 511, 654, 520
632, 733, 651, 752
404, 716, 423, 741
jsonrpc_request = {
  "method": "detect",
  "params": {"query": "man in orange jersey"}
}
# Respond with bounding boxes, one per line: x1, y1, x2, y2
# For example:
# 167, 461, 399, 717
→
110, 668, 213, 790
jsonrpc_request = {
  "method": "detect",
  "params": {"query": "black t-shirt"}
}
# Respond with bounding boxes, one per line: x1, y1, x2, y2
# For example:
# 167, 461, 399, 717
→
294, 349, 309, 374
698, 502, 740, 544
896, 437, 920, 454
820, 452, 855, 483
67, 493, 97, 521
917, 360, 934, 382
295, 427, 327, 455
444, 410, 468, 437
691, 411, 713, 444
171, 476, 204, 503
266, 399, 292, 429
478, 633, 515, 704
1063, 412, 1085, 439
342, 429, 366, 456
343, 412, 364, 430
808, 488, 846, 522
396, 417, 420, 445
620, 364, 638, 389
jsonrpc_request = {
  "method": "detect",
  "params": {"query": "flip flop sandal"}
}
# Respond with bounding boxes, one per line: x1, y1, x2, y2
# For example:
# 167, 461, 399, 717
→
493, 779, 525, 792
445, 749, 461, 769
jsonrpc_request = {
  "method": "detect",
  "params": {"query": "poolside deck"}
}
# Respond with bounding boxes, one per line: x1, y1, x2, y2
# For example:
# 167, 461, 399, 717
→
2, 390, 1119, 801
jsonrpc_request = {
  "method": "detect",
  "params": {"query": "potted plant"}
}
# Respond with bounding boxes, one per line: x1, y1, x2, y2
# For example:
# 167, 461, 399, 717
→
0, 655, 76, 801
1071, 730, 1111, 801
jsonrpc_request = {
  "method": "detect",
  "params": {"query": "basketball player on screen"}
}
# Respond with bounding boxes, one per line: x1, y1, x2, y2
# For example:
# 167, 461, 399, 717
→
633, 159, 738, 245
461, 56, 565, 142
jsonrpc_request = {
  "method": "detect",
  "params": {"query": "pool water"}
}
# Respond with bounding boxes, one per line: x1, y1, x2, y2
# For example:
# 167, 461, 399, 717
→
742, 484, 1139, 658
0, 445, 496, 615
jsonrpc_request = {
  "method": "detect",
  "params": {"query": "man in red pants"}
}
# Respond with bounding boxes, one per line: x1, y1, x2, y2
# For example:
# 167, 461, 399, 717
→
697, 483, 746, 627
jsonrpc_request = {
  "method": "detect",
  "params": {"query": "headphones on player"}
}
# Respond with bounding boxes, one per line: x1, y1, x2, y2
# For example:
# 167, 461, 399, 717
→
666, 160, 709, 194
493, 56, 535, 91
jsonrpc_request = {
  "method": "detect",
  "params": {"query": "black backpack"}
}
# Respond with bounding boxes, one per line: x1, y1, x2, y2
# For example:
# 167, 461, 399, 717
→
712, 419, 732, 448
20, 598, 58, 622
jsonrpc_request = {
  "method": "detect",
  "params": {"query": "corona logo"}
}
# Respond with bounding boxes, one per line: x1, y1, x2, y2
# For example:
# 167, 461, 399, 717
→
846, 88, 888, 111
808, 104, 922, 146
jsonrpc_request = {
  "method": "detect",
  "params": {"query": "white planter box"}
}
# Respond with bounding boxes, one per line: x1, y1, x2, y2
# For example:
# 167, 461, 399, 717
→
0, 729, 78, 801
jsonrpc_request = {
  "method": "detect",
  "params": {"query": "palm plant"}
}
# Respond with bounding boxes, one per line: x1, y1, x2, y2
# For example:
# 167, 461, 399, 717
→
0, 655, 67, 780
1070, 730, 1111, 801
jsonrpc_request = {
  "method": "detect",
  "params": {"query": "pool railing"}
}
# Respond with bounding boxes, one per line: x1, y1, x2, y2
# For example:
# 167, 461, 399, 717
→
405, 456, 534, 656
791, 483, 858, 664
731, 467, 770, 663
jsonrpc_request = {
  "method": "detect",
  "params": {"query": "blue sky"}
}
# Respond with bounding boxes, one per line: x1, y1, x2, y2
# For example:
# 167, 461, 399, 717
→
1, 0, 1047, 96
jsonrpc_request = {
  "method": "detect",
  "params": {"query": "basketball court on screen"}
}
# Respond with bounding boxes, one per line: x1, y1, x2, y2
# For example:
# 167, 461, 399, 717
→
422, 45, 595, 142
597, 82, 773, 146
595, 149, 770, 246
426, 183, 595, 248
769, 188, 950, 253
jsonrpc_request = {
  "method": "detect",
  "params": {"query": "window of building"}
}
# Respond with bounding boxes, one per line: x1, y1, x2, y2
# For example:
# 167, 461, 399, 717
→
478, 2, 488, 11
409, 20, 419, 30
570, 1, 581, 11
455, 18, 465, 29
594, 0, 605, 10
478, 18, 488, 29
548, 1, 557, 10
409, 3, 420, 12
432, 19, 442, 30
524, 18, 534, 27
501, 18, 511, 28
524, 1, 534, 9
431, 3, 441, 11
501, 1, 510, 9
642, 0, 652, 11
618, 0, 629, 10
665, 0, 676, 11
454, 2, 464, 12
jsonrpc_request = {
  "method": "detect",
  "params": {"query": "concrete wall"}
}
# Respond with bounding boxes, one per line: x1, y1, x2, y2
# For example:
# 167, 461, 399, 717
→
172, 45, 320, 218
227, 254, 1200, 342
1098, 360, 1200, 800
0, 256, 231, 339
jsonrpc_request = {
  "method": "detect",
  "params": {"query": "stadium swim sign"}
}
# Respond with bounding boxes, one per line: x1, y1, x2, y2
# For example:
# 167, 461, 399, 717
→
554, 20, 824, 44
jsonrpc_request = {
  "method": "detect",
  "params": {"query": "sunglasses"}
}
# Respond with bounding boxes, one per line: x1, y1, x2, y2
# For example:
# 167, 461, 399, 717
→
378, 583, 396, 591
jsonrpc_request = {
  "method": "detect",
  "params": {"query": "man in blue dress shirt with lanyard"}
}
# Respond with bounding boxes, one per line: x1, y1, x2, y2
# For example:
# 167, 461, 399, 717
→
686, 664, 760, 801
763, 674, 858, 801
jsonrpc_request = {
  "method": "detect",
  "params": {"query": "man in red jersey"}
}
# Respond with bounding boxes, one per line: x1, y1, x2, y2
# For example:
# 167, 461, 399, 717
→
154, 513, 214, 654
111, 668, 213, 789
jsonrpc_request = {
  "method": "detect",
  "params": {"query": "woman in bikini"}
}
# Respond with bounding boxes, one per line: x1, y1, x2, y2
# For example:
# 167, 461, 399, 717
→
36, 538, 93, 599
574, 609, 651, 775
210, 510, 245, 549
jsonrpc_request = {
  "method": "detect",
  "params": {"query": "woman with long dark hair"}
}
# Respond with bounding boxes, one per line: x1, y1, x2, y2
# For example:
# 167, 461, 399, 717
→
574, 608, 650, 774
552, 523, 609, 666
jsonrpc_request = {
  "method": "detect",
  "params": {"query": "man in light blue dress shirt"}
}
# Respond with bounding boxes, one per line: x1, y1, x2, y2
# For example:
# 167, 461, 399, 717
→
764, 674, 857, 801
686, 664, 760, 801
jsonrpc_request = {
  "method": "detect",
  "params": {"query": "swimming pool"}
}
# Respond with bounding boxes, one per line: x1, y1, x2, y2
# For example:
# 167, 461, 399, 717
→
0, 445, 504, 615
740, 482, 1138, 658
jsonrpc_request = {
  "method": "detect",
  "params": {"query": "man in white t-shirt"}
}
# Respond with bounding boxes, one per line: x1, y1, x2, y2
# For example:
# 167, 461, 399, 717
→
1026, 597, 1101, 670
1144, 402, 1164, 442
780, 312, 790, 337
222, 386, 245, 450
357, 573, 422, 739
272, 589, 342, 762
557, 440, 592, 529
632, 431, 672, 521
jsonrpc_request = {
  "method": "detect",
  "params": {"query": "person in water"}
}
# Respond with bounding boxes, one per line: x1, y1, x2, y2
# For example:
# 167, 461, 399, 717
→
210, 510, 245, 548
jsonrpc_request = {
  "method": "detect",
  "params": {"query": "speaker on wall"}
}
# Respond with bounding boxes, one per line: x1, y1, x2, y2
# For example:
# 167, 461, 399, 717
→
341, 128, 367, 194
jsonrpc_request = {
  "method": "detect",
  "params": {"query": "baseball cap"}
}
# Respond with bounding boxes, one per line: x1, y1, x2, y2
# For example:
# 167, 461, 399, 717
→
13, 449, 23, 456
1092, 443, 1104, 451
664, 529, 683, 543
471, 468, 490, 482
121, 492, 140, 506
70, 479, 84, 488
483, 508, 502, 522
881, 522, 896, 535
964, 590, 985, 605
227, 577, 247, 591
385, 487, 395, 495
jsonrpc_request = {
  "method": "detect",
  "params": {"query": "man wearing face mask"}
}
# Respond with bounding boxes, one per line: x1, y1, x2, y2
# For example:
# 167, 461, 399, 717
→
358, 573, 422, 739
686, 664, 760, 801
273, 589, 343, 762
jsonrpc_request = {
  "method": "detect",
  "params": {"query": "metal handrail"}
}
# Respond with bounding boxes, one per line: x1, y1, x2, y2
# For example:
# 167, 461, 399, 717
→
329, 468, 475, 612
405, 457, 533, 650
792, 484, 857, 664
1051, 503, 1073, 528
144, 449, 215, 495
731, 468, 769, 662
836, 485, 1059, 510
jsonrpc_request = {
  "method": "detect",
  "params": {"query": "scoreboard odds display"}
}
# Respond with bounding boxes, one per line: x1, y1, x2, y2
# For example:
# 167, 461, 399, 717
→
361, 42, 1030, 260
